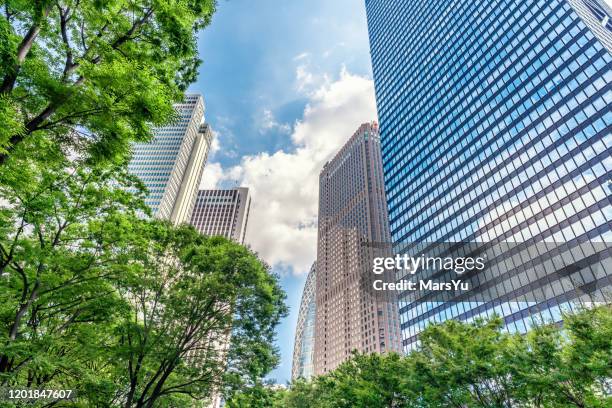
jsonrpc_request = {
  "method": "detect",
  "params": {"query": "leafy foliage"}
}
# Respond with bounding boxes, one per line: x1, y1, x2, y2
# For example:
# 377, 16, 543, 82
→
0, 0, 216, 164
110, 222, 288, 407
0, 139, 288, 407
0, 136, 147, 394
233, 305, 612, 408
0, 2, 292, 406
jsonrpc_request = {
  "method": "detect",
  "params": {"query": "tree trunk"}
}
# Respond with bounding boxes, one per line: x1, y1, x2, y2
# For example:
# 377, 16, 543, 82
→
0, 93, 67, 165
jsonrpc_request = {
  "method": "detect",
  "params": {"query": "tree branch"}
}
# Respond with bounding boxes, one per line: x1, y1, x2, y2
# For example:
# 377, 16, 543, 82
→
0, 6, 52, 93
0, 6, 156, 164
57, 2, 76, 81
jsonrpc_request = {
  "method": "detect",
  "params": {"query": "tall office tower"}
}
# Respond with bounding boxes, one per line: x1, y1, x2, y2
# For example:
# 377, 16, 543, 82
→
128, 94, 213, 224
292, 262, 317, 380
189, 187, 251, 408
366, 0, 612, 352
190, 188, 251, 244
314, 123, 402, 375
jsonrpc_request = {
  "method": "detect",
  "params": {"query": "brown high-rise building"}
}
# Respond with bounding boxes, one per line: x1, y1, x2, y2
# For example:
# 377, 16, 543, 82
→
314, 122, 402, 375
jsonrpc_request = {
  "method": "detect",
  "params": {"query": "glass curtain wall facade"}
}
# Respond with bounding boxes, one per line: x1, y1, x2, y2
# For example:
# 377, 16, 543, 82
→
291, 262, 317, 380
128, 94, 213, 224
365, 0, 612, 351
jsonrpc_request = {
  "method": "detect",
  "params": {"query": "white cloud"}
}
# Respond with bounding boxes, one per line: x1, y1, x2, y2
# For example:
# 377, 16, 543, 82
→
295, 64, 332, 95
209, 130, 221, 156
200, 162, 224, 190
295, 65, 316, 93
258, 109, 291, 135
209, 117, 240, 159
204, 69, 377, 275
293, 52, 310, 61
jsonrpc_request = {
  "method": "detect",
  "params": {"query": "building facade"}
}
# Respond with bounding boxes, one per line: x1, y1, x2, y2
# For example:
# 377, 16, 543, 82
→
314, 123, 402, 375
190, 187, 251, 244
189, 189, 251, 408
366, 0, 612, 351
128, 94, 213, 224
291, 262, 317, 380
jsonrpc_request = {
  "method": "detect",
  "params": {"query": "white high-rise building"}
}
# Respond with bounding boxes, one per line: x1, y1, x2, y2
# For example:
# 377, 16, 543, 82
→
189, 187, 252, 408
190, 188, 251, 244
128, 94, 213, 224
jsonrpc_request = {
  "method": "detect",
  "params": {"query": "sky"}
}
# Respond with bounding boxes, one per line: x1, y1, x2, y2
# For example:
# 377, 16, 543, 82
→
188, 0, 377, 384
186, 0, 612, 387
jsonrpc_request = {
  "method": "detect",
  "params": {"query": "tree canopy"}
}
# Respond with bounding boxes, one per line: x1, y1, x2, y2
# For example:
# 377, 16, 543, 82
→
111, 222, 288, 407
230, 305, 612, 408
0, 140, 288, 406
0, 1, 293, 405
0, 0, 216, 164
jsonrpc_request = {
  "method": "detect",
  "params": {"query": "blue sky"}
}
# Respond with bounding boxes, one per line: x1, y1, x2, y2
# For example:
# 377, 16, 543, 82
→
188, 0, 377, 384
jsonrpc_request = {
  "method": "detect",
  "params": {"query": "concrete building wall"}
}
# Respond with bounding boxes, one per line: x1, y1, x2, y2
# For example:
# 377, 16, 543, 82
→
314, 123, 402, 376
190, 187, 251, 244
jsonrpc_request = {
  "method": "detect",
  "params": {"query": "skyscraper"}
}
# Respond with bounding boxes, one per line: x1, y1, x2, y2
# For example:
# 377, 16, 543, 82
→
189, 188, 251, 408
128, 94, 213, 224
190, 187, 251, 244
314, 123, 402, 375
291, 262, 317, 380
366, 0, 612, 351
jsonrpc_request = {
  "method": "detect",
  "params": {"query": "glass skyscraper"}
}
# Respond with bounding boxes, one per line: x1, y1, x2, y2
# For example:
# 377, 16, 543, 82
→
128, 94, 214, 224
292, 262, 317, 380
366, 0, 611, 351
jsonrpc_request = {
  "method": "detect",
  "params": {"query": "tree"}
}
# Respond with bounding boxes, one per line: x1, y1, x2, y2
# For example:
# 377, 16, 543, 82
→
110, 222, 288, 408
514, 305, 612, 407
225, 381, 287, 408
276, 379, 320, 408
0, 135, 149, 399
0, 0, 216, 164
0, 138, 288, 406
244, 305, 612, 408
314, 353, 407, 408
411, 316, 520, 408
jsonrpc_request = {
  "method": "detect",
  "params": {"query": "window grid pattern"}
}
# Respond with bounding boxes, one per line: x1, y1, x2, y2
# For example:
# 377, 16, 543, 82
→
292, 262, 317, 380
315, 123, 402, 375
190, 188, 251, 244
365, 0, 612, 351
128, 94, 205, 219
